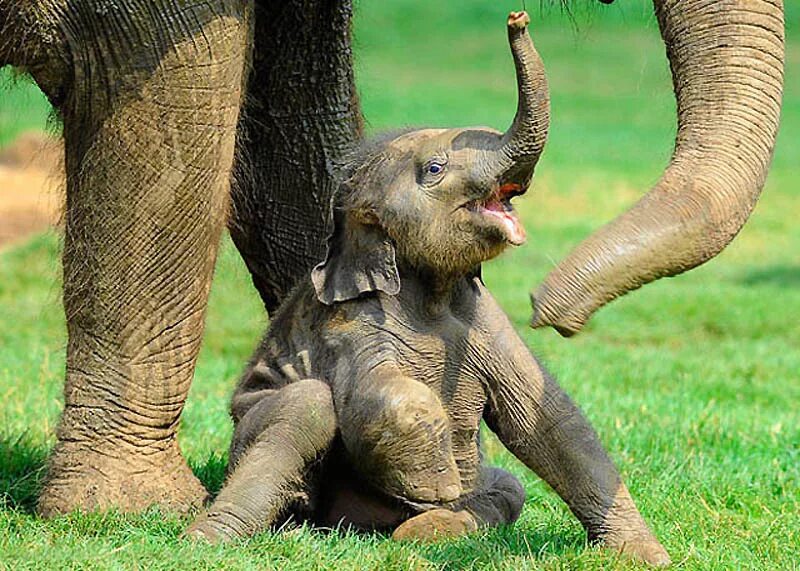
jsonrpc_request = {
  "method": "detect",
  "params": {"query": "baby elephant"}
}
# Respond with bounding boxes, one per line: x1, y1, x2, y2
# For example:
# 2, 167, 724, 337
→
188, 12, 669, 567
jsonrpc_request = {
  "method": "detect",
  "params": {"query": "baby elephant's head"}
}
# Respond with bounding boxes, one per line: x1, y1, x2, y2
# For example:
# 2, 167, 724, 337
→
313, 12, 549, 305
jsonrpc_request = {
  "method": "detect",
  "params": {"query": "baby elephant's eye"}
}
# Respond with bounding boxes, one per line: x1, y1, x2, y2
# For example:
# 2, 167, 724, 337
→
425, 161, 446, 176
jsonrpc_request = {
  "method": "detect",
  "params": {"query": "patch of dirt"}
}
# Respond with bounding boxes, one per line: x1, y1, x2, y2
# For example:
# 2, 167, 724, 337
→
0, 131, 64, 249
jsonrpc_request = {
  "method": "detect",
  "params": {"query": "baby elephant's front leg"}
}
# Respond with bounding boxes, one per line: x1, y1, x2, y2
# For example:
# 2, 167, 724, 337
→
338, 364, 461, 503
187, 379, 336, 541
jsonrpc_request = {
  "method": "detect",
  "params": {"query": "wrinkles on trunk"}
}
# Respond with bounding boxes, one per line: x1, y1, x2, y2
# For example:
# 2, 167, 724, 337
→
531, 0, 785, 336
230, 0, 363, 314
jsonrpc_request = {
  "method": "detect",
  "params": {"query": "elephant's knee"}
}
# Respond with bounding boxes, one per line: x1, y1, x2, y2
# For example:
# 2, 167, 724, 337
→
276, 379, 337, 449
349, 381, 450, 456
229, 378, 335, 468
342, 378, 461, 503
386, 384, 449, 436
289, 379, 336, 430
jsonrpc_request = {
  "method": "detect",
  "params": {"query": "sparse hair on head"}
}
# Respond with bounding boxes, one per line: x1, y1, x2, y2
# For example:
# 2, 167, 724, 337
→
332, 128, 418, 212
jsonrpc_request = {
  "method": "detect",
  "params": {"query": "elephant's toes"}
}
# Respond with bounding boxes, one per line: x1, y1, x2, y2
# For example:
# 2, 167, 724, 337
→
184, 516, 236, 544
601, 533, 671, 567
401, 465, 462, 503
183, 520, 220, 543
391, 509, 478, 543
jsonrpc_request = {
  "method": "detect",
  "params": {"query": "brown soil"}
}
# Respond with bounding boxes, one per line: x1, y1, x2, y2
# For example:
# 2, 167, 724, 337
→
0, 131, 64, 249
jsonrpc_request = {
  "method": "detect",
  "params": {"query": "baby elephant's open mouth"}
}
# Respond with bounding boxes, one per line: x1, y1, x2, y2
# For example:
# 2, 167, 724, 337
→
468, 183, 527, 245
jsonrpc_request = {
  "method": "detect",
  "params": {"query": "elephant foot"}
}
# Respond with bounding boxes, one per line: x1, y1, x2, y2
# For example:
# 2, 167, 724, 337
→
599, 533, 671, 567
583, 487, 671, 567
594, 524, 671, 567
37, 439, 207, 517
391, 509, 478, 542
184, 516, 234, 544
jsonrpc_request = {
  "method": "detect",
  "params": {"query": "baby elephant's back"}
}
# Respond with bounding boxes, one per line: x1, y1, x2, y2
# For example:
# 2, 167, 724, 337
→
231, 282, 339, 414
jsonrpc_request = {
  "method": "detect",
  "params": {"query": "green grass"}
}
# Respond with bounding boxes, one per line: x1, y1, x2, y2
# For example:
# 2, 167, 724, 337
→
0, 70, 53, 147
1, 0, 799, 568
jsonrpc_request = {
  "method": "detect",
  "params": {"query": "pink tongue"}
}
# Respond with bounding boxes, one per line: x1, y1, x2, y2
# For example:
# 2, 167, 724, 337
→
481, 200, 526, 245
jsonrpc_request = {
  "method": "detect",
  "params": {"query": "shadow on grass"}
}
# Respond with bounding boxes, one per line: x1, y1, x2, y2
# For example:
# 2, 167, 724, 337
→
187, 451, 584, 565
738, 265, 800, 287
296, 520, 583, 568
0, 432, 49, 513
0, 433, 230, 515
190, 453, 229, 497
0, 436, 584, 568
0, 435, 581, 565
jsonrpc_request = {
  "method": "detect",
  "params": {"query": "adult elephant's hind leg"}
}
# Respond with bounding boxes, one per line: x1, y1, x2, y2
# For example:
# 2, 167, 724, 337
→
229, 0, 363, 313
187, 380, 336, 541
36, 1, 252, 516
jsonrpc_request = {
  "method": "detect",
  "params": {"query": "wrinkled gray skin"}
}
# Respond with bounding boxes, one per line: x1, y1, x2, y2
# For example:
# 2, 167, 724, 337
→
532, 0, 785, 335
188, 15, 669, 566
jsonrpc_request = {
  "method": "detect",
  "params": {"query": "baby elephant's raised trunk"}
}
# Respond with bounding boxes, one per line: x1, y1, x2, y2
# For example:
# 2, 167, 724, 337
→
483, 12, 550, 186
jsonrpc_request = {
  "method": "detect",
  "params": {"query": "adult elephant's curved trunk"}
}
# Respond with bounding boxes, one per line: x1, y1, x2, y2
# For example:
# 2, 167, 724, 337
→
531, 0, 785, 336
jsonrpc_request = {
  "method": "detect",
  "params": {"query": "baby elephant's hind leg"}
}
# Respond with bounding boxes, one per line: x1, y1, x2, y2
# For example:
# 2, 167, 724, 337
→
187, 379, 336, 542
392, 467, 524, 542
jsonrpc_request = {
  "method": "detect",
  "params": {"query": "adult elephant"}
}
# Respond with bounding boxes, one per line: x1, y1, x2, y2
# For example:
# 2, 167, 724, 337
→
0, 0, 785, 524
0, 0, 362, 514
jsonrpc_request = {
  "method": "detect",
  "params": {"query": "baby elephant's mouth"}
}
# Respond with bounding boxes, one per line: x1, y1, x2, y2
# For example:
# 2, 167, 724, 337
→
467, 183, 527, 245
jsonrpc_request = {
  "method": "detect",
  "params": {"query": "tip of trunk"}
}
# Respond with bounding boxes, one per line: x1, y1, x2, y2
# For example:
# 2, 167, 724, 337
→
529, 287, 582, 337
508, 11, 530, 30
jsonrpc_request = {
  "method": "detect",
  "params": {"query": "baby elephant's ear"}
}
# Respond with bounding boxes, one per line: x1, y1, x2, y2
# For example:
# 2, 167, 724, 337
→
311, 209, 400, 305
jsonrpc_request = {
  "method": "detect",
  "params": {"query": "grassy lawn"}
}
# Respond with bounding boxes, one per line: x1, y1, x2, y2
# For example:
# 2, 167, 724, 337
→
2, 0, 799, 568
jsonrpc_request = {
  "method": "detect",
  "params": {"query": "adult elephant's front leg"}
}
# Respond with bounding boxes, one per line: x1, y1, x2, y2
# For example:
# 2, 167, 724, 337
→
28, 1, 253, 516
